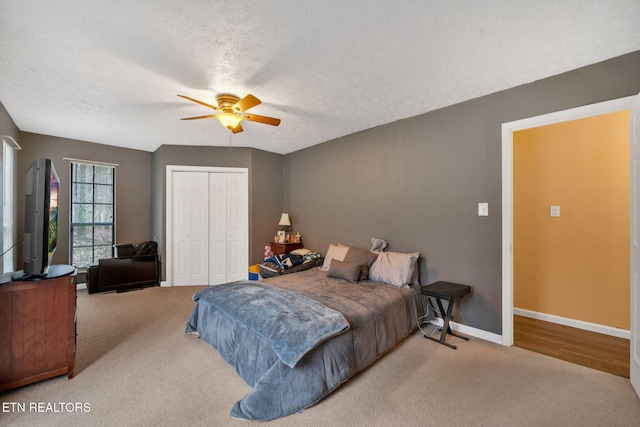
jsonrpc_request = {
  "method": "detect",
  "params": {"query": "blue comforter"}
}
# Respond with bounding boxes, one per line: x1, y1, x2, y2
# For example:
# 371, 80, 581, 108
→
185, 268, 424, 421
187, 281, 349, 368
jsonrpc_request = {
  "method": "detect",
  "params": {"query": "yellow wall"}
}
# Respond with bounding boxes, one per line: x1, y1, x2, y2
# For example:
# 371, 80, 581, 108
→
513, 110, 630, 329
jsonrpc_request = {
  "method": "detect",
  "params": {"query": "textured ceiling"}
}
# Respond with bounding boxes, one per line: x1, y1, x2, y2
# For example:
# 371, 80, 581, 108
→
1, 1, 639, 155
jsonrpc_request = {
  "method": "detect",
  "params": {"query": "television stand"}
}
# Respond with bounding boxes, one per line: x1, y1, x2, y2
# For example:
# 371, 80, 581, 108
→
0, 272, 77, 391
10, 264, 76, 281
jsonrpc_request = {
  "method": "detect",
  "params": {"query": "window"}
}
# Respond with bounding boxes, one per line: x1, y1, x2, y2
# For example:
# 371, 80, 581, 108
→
2, 138, 19, 273
70, 162, 115, 268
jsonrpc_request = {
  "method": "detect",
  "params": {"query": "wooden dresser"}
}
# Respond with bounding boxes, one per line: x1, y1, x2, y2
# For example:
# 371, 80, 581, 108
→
0, 274, 77, 391
269, 242, 304, 256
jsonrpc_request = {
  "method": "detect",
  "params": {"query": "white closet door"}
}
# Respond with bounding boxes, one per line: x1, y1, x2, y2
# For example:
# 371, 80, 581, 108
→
225, 172, 248, 282
168, 166, 248, 287
172, 171, 209, 286
209, 173, 228, 285
208, 172, 248, 285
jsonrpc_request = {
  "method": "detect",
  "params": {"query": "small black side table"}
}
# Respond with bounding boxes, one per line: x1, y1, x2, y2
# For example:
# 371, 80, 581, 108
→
420, 281, 471, 349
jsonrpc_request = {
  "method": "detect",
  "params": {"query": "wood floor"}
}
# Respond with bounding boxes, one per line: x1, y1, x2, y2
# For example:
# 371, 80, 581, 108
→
514, 315, 630, 378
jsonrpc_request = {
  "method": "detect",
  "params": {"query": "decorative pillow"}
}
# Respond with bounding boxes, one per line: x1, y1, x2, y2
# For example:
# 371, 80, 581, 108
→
327, 260, 360, 283
369, 252, 420, 288
321, 243, 350, 271
343, 247, 378, 281
302, 251, 322, 263
291, 248, 311, 256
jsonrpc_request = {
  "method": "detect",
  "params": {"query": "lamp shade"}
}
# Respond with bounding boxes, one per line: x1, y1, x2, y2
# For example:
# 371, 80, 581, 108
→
278, 213, 291, 226
217, 112, 242, 129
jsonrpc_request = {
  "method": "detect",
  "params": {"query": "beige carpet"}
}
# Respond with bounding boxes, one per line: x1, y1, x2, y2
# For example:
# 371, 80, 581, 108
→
1, 285, 639, 427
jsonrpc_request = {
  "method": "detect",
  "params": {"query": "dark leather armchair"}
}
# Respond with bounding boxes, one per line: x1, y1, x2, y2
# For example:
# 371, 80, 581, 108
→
87, 241, 160, 294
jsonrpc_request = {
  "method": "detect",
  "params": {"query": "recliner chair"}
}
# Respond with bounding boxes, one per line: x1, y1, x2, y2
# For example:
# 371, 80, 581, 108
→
87, 241, 160, 294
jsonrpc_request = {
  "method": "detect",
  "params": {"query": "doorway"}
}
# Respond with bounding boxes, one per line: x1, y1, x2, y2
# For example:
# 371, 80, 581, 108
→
501, 95, 636, 346
512, 111, 630, 335
165, 165, 248, 286
504, 99, 633, 377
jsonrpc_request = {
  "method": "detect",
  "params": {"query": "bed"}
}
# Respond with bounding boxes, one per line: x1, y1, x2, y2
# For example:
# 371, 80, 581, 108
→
185, 244, 425, 421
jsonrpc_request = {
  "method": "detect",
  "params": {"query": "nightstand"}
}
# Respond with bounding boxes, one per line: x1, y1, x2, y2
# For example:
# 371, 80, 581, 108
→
269, 242, 303, 255
420, 281, 471, 349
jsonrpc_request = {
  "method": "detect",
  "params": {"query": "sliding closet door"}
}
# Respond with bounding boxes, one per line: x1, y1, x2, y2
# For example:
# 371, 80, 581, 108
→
168, 166, 249, 287
172, 171, 210, 286
209, 172, 248, 285
226, 172, 248, 282
209, 173, 227, 285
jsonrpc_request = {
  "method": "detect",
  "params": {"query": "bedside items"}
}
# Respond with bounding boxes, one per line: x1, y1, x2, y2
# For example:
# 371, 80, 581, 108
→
269, 242, 304, 256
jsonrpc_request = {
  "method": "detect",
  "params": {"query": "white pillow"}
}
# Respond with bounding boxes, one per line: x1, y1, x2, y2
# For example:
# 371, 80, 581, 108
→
321, 243, 350, 271
290, 248, 311, 256
369, 252, 419, 288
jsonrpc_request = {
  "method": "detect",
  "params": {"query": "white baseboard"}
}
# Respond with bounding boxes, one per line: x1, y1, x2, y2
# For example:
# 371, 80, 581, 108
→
427, 318, 503, 345
76, 283, 87, 290
160, 281, 170, 287
514, 307, 630, 340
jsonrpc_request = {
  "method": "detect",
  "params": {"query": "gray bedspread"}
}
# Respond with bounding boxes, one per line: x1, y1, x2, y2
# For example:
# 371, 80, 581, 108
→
185, 267, 425, 421
188, 281, 349, 368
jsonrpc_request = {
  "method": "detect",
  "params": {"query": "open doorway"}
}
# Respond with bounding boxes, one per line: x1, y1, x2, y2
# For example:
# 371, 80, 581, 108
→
509, 108, 631, 376
513, 111, 630, 328
501, 96, 636, 349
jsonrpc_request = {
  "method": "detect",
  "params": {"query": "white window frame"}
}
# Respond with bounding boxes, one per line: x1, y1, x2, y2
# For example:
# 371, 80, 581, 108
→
2, 136, 21, 274
68, 158, 118, 269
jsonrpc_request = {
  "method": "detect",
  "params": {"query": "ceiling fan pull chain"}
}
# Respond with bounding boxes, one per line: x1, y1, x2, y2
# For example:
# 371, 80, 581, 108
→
228, 129, 233, 154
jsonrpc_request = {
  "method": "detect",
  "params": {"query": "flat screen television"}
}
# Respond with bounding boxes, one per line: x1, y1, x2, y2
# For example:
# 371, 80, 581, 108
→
22, 158, 59, 277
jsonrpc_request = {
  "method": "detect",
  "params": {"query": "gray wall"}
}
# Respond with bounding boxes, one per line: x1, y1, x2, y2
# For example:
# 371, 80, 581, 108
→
249, 149, 286, 263
18, 132, 153, 267
284, 50, 640, 335
0, 102, 19, 142
151, 145, 284, 280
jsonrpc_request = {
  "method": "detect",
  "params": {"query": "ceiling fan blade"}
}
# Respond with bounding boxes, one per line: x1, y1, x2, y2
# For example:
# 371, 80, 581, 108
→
242, 113, 281, 126
177, 94, 220, 111
232, 94, 261, 113
231, 122, 244, 134
180, 114, 217, 120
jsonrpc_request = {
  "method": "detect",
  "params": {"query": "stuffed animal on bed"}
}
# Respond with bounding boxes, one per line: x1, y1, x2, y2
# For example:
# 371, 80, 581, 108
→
370, 238, 388, 252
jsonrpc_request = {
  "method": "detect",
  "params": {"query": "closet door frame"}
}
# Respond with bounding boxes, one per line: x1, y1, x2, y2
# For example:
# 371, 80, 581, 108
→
165, 165, 249, 287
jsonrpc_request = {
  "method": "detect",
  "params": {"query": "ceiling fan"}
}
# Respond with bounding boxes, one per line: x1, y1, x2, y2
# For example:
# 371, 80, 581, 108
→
177, 93, 281, 134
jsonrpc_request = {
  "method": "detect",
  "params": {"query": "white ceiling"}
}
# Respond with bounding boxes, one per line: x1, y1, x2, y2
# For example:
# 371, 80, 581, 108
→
1, 1, 639, 155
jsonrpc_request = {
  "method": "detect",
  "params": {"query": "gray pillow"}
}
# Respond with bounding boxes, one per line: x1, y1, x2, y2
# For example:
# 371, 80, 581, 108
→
343, 247, 378, 280
327, 260, 361, 283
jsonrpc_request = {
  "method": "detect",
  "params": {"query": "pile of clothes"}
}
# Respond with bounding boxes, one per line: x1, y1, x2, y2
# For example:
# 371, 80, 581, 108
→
259, 250, 323, 278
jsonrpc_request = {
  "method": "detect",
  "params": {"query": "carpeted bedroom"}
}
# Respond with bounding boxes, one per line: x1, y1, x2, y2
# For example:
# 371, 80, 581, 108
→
1, 284, 639, 426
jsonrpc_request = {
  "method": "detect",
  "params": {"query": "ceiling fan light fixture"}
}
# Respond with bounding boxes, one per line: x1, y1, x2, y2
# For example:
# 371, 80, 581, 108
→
217, 112, 242, 129
178, 93, 280, 134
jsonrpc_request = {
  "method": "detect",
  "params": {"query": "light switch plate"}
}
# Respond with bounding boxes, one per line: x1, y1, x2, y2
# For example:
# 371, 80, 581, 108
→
550, 206, 560, 217
478, 202, 489, 216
